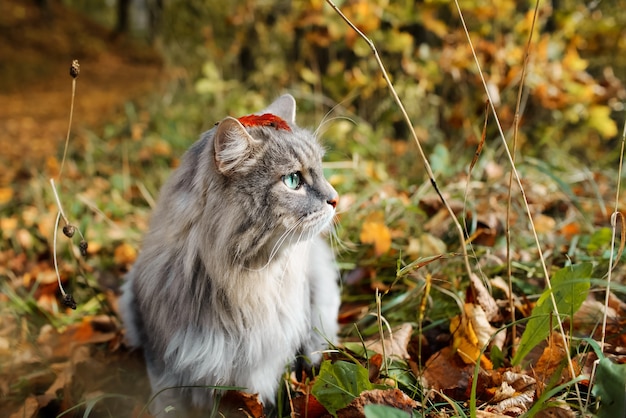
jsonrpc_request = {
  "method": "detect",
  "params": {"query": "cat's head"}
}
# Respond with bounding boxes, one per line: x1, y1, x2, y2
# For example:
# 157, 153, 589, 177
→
211, 95, 338, 262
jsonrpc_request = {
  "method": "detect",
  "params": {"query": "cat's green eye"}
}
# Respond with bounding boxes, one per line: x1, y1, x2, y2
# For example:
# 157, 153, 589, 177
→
282, 172, 302, 190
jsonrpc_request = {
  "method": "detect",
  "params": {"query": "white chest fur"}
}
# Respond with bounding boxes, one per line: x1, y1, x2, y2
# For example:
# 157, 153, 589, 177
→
164, 241, 313, 403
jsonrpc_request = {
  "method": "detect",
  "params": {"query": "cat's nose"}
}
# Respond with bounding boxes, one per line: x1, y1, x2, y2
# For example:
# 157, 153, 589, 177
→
327, 194, 338, 209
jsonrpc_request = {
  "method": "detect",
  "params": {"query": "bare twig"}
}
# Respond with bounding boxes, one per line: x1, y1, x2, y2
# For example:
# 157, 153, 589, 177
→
59, 60, 80, 180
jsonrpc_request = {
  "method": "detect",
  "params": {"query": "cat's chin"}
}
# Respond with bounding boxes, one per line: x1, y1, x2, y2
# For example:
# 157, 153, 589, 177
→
298, 209, 336, 238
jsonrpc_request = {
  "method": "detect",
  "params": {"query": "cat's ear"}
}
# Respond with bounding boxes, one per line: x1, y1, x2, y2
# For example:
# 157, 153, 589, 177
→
214, 117, 259, 174
262, 94, 296, 124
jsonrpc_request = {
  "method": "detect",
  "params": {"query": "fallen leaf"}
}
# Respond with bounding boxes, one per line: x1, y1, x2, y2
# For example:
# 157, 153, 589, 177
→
422, 346, 476, 399
450, 304, 498, 370
336, 389, 418, 418
477, 370, 537, 416
365, 323, 413, 360
0, 187, 13, 205
360, 220, 392, 255
113, 243, 137, 266
292, 394, 328, 418
534, 333, 577, 392
469, 273, 500, 322
219, 391, 265, 418
534, 404, 576, 418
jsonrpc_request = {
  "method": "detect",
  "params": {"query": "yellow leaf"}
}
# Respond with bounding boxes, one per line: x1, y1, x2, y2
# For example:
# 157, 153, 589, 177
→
360, 220, 392, 255
588, 105, 618, 139
534, 214, 556, 234
422, 9, 447, 38
450, 304, 496, 370
0, 216, 18, 234
563, 47, 587, 72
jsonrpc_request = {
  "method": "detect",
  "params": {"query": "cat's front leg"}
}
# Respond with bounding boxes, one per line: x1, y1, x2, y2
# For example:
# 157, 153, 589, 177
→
297, 237, 340, 379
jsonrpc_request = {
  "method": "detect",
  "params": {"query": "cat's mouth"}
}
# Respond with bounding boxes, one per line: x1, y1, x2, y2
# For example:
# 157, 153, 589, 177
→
295, 207, 336, 236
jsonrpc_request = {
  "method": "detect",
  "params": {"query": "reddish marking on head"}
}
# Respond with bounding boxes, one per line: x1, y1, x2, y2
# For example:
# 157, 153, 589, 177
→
237, 113, 292, 132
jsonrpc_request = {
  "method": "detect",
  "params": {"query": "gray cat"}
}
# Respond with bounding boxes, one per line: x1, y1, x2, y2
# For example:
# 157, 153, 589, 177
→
119, 94, 341, 416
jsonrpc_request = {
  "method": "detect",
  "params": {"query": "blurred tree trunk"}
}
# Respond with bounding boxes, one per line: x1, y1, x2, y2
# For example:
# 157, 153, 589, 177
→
115, 0, 131, 34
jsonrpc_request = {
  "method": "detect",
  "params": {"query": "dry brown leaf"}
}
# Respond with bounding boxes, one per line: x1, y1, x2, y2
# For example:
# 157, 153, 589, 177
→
219, 391, 265, 417
337, 388, 418, 417
534, 404, 576, 417
475, 411, 510, 418
486, 389, 534, 416
484, 370, 536, 416
365, 323, 413, 360
534, 332, 578, 393
469, 273, 500, 322
291, 393, 328, 418
572, 297, 618, 337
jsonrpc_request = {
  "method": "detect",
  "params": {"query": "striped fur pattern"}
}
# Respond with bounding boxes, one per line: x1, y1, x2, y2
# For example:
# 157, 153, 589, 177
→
119, 95, 340, 415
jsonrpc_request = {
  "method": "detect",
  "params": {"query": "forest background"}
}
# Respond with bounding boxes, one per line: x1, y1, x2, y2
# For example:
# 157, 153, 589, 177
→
1, 0, 626, 416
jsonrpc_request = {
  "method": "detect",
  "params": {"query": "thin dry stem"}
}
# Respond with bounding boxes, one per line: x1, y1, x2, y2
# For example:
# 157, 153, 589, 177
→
451, 0, 582, 407
375, 289, 390, 378
602, 118, 626, 352
59, 77, 77, 180
506, 0, 541, 356
53, 211, 68, 297
284, 378, 296, 418
324, 0, 474, 282
50, 178, 69, 225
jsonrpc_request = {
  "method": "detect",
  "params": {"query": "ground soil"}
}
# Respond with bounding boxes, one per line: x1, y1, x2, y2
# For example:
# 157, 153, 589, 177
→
0, 0, 164, 186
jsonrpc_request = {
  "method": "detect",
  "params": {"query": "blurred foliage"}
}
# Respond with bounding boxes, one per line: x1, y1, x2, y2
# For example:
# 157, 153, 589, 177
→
159, 0, 625, 168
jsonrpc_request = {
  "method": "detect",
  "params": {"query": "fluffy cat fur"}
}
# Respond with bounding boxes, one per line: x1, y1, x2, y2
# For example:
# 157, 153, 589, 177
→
119, 95, 340, 416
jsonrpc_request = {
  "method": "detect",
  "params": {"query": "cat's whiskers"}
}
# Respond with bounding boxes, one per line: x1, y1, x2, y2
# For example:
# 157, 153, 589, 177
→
313, 115, 356, 141
313, 96, 356, 140
334, 217, 351, 250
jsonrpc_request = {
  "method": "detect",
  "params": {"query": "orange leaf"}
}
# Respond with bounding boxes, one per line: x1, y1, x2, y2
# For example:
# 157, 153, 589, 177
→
0, 187, 13, 205
114, 243, 137, 265
360, 221, 391, 255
